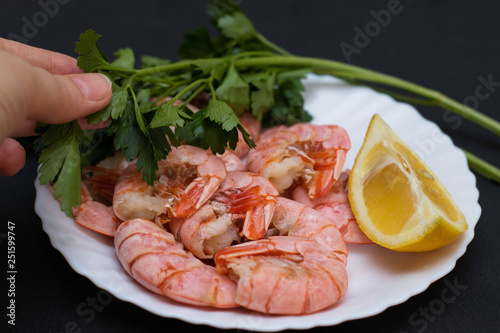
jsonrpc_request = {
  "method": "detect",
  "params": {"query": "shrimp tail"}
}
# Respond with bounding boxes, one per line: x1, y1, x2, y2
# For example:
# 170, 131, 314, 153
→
241, 199, 276, 240
172, 176, 222, 218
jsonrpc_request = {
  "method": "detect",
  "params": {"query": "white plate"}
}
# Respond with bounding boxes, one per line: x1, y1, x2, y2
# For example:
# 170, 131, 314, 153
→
34, 75, 481, 331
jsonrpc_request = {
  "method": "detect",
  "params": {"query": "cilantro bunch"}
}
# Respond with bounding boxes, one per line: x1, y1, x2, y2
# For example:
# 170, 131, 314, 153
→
36, 0, 500, 216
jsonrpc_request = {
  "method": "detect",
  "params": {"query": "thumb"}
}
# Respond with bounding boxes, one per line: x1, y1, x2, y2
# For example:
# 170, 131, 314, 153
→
0, 51, 112, 137
26, 70, 113, 124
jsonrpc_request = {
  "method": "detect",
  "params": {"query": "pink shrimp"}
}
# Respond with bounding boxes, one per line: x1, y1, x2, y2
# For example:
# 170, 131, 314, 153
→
82, 166, 121, 204
113, 145, 226, 221
231, 111, 261, 158
73, 184, 123, 236
292, 171, 373, 244
215, 235, 348, 314
115, 218, 238, 308
246, 123, 351, 199
213, 197, 348, 314
217, 150, 247, 172
72, 165, 123, 236
270, 196, 348, 264
169, 171, 279, 259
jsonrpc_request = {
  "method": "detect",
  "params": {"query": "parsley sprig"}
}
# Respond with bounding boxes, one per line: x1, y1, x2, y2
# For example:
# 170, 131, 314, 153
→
36, 0, 500, 216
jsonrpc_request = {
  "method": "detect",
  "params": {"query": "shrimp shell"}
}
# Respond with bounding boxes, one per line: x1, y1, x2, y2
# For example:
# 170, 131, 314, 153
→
246, 123, 350, 199
113, 145, 226, 221
169, 171, 279, 259
292, 171, 373, 244
271, 197, 348, 265
215, 236, 348, 314
114, 218, 238, 308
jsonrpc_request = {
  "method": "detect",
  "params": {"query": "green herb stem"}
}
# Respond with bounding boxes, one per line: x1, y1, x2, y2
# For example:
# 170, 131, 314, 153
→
182, 82, 209, 107
233, 56, 500, 136
105, 53, 500, 183
132, 54, 500, 137
134, 59, 216, 77
463, 149, 500, 183
170, 78, 210, 103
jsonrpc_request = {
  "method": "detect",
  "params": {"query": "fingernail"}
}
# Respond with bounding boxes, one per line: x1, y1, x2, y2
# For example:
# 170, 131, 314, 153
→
71, 73, 112, 101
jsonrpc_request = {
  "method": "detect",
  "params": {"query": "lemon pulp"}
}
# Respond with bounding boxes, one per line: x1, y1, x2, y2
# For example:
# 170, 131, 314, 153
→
348, 114, 467, 252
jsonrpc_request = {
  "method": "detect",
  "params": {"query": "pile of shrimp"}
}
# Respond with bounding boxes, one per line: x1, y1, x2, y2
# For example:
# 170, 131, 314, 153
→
72, 110, 373, 315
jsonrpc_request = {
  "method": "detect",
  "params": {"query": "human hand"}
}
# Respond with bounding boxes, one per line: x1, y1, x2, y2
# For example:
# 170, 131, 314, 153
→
0, 38, 112, 176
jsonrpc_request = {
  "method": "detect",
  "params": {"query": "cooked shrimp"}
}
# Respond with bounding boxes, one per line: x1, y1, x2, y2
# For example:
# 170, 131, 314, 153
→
68, 163, 124, 236
217, 150, 247, 172
292, 171, 373, 244
270, 197, 348, 265
215, 236, 348, 314
73, 184, 123, 236
115, 218, 238, 308
246, 123, 351, 199
113, 145, 226, 221
169, 171, 279, 259
232, 111, 261, 158
82, 166, 121, 204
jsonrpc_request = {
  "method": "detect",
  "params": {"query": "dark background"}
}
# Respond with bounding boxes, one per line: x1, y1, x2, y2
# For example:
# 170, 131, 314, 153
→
1, 0, 499, 332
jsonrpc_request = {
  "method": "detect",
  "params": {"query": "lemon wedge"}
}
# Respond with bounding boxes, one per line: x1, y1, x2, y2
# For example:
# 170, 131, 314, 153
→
348, 114, 468, 252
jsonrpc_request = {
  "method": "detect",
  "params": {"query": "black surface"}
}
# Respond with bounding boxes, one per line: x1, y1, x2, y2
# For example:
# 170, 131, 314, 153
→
1, 1, 499, 332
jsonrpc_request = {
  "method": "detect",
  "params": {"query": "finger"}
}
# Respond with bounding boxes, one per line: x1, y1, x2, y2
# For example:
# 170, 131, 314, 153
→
31, 73, 112, 124
0, 51, 112, 134
0, 138, 26, 177
0, 38, 80, 74
10, 120, 37, 137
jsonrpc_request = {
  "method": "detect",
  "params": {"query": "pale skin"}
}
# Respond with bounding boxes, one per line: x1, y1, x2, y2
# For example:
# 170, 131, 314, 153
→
0, 38, 112, 176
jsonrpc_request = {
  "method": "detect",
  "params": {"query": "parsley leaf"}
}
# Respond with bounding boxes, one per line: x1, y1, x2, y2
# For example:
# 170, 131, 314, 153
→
217, 12, 256, 41
79, 128, 115, 167
86, 82, 129, 124
140, 55, 172, 68
215, 65, 250, 114
178, 27, 219, 60
263, 74, 312, 128
150, 102, 187, 128
108, 100, 142, 163
111, 48, 135, 69
207, 0, 240, 20
248, 72, 276, 121
75, 29, 109, 73
196, 60, 229, 82
37, 122, 84, 216
177, 109, 240, 154
205, 98, 240, 131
